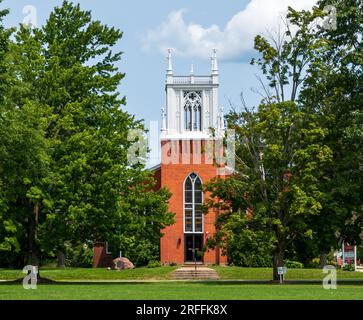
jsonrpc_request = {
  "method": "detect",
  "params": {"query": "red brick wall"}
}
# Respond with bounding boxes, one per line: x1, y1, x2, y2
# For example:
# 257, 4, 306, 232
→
94, 137, 230, 267
93, 242, 114, 268
159, 139, 228, 265
152, 167, 161, 190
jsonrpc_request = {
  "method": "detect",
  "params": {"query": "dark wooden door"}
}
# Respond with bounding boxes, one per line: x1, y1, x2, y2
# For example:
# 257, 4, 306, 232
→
185, 234, 203, 262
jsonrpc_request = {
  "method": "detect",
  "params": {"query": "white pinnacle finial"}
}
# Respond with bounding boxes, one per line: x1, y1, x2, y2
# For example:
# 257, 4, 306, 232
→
212, 48, 218, 74
161, 107, 167, 131
190, 62, 194, 75
167, 49, 173, 75
219, 107, 225, 130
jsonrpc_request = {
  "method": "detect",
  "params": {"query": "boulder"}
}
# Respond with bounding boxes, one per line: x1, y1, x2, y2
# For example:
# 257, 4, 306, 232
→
112, 257, 135, 270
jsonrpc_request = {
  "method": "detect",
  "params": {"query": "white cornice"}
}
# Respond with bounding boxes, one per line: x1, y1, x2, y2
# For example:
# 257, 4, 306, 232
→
160, 131, 225, 141
148, 163, 161, 171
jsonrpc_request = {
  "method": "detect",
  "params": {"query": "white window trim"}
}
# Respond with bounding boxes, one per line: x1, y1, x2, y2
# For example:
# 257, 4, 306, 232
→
105, 241, 112, 255
183, 173, 204, 234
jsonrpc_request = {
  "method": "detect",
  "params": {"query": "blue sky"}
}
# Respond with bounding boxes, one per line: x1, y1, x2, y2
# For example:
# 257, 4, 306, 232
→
2, 0, 316, 165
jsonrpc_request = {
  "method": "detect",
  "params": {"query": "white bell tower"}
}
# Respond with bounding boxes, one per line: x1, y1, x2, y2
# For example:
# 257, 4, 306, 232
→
161, 49, 224, 141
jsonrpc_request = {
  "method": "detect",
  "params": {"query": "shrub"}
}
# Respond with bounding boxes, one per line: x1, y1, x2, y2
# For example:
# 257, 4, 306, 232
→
225, 229, 274, 267
109, 239, 160, 267
311, 257, 321, 267
215, 212, 275, 268
147, 260, 161, 268
343, 264, 355, 272
285, 260, 304, 269
65, 244, 93, 268
228, 251, 273, 267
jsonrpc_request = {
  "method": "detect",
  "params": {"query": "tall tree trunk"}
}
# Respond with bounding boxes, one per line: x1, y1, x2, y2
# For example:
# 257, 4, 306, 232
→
28, 202, 41, 279
57, 250, 66, 268
273, 241, 286, 281
28, 203, 40, 265
320, 252, 328, 268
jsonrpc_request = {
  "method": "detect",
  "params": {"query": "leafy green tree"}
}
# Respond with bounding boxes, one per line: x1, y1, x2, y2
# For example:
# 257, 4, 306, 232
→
2, 17, 53, 267
206, 2, 362, 278
296, 0, 363, 264
203, 177, 275, 267
0, 2, 47, 267
109, 177, 174, 266
206, 100, 331, 280
0, 1, 9, 103
205, 6, 334, 280
0, 102, 51, 267
0, 2, 13, 261
1, 1, 174, 269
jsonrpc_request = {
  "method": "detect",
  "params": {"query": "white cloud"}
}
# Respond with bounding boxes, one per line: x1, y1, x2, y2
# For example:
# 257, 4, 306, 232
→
143, 0, 317, 61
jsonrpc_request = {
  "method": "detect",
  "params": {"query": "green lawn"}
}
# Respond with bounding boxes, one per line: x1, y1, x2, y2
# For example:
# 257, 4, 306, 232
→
0, 283, 362, 300
1, 266, 362, 281
0, 267, 178, 281
1, 267, 362, 300
212, 266, 363, 280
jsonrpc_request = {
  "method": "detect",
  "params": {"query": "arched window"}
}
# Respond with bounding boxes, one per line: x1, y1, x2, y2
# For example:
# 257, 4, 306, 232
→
184, 173, 203, 233
184, 105, 192, 131
184, 91, 202, 131
194, 104, 201, 131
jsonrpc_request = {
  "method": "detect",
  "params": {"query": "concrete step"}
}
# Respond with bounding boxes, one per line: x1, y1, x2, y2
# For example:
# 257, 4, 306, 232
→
174, 276, 219, 278
172, 267, 220, 280
174, 275, 219, 278
174, 272, 217, 274
173, 276, 219, 280
173, 277, 219, 280
173, 273, 219, 276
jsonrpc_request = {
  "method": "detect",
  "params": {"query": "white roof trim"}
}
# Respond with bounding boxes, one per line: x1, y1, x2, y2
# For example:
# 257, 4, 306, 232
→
148, 163, 161, 171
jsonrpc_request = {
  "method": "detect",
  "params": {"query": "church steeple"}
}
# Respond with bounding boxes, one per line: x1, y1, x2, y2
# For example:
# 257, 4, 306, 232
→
158, 49, 229, 268
162, 50, 223, 140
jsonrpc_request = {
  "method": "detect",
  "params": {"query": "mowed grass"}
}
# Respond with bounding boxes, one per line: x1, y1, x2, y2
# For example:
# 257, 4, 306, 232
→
1, 267, 362, 300
1, 266, 363, 281
0, 267, 178, 281
0, 283, 363, 300
211, 266, 363, 280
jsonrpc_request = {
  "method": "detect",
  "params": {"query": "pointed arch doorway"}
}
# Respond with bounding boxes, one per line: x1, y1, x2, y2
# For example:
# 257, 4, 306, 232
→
184, 173, 204, 263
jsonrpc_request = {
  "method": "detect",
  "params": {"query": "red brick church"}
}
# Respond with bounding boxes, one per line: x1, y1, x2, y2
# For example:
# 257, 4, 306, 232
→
150, 50, 229, 265
93, 50, 229, 267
